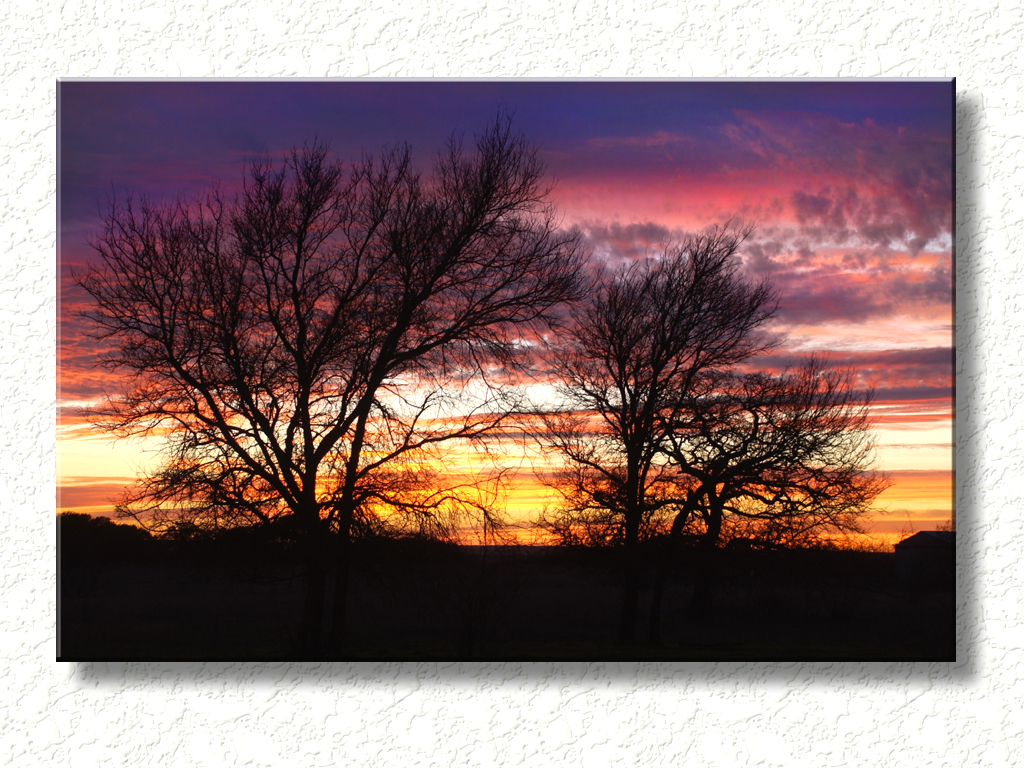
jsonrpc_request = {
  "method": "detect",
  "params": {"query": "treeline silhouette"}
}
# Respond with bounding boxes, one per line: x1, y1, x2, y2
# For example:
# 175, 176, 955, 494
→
59, 511, 459, 566
59, 512, 156, 564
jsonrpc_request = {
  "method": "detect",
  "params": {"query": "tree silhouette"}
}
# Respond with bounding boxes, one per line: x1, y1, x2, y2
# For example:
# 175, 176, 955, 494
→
76, 114, 586, 656
647, 358, 891, 638
540, 224, 777, 643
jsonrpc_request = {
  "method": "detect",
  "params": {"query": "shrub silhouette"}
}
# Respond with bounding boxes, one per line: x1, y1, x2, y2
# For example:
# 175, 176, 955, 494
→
58, 512, 155, 564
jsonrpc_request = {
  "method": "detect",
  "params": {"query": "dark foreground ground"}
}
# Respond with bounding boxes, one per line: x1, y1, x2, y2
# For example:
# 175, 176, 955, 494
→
58, 539, 955, 661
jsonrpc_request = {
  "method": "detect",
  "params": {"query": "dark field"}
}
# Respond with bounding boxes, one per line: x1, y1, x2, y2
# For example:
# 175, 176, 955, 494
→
58, 540, 954, 661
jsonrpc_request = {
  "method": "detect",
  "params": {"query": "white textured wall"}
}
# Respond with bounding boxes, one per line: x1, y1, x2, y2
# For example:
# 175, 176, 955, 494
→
3, 1, 1018, 765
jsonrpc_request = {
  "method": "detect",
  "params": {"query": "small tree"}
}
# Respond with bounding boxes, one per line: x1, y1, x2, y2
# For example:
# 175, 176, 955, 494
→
76, 114, 586, 655
663, 359, 888, 547
541, 224, 777, 642
648, 357, 890, 635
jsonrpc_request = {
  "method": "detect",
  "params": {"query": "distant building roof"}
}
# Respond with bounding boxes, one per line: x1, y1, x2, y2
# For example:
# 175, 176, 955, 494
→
894, 531, 955, 549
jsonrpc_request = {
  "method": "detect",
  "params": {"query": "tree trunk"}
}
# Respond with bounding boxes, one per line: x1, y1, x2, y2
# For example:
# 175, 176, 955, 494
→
298, 521, 328, 656
325, 525, 352, 657
689, 507, 723, 619
323, 404, 370, 657
648, 509, 691, 644
618, 512, 641, 644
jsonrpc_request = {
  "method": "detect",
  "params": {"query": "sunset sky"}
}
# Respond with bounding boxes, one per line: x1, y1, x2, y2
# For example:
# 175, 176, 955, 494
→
58, 80, 954, 542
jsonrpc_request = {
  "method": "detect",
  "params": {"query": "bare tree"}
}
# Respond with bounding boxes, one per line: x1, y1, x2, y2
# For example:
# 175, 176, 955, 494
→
540, 224, 777, 643
536, 410, 686, 549
76, 114, 586, 656
647, 357, 891, 638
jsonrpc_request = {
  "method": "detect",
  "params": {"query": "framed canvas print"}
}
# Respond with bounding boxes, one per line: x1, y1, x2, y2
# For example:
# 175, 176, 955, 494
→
57, 80, 955, 661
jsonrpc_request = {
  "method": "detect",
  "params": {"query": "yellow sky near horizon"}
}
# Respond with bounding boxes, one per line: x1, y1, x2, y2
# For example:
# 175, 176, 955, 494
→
58, 402, 954, 550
